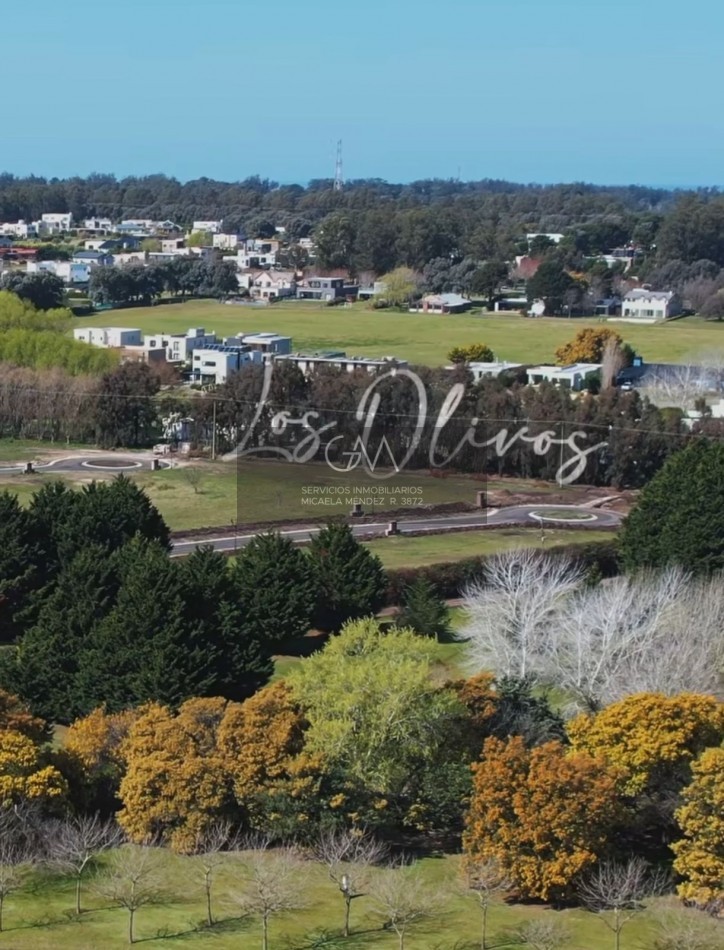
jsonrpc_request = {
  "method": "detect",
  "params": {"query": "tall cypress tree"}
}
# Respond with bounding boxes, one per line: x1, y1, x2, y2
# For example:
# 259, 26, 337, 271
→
307, 523, 387, 631
0, 491, 38, 642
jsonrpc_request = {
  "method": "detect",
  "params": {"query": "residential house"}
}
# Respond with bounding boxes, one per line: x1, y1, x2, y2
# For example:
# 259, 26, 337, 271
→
112, 251, 148, 267
73, 327, 143, 347
83, 217, 114, 233
526, 232, 564, 246
191, 344, 262, 384
595, 296, 622, 316
296, 276, 357, 301
26, 260, 89, 284
39, 213, 73, 234
237, 239, 279, 270
161, 237, 186, 254
240, 270, 296, 300
526, 363, 601, 391
0, 220, 38, 238
458, 361, 525, 382
358, 280, 388, 300
213, 233, 241, 250
276, 352, 408, 375
494, 296, 529, 312
192, 220, 222, 234
143, 327, 218, 363
410, 293, 471, 314
224, 332, 292, 358
620, 289, 682, 322
72, 250, 113, 268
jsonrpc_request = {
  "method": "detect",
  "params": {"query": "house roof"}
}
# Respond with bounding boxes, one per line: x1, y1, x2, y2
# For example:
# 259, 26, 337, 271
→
623, 289, 676, 301
74, 250, 106, 260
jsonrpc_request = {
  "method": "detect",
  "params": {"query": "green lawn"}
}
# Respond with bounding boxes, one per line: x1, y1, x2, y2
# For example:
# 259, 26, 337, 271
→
0, 849, 676, 949
366, 527, 615, 569
73, 298, 724, 365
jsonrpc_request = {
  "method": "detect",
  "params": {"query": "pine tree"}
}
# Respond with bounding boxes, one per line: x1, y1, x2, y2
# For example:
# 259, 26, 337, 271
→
396, 577, 451, 639
0, 492, 37, 642
231, 533, 315, 644
307, 523, 387, 631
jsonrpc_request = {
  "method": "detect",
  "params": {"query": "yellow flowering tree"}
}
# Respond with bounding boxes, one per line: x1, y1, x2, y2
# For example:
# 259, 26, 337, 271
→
0, 729, 66, 804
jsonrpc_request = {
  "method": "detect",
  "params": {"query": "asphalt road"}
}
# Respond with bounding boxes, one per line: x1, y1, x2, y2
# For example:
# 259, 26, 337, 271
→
0, 455, 169, 474
171, 505, 622, 556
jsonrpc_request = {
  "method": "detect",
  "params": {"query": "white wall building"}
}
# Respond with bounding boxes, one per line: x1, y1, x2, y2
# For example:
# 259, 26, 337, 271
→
223, 332, 292, 358
526, 363, 601, 391
143, 327, 218, 362
39, 213, 73, 234
73, 327, 143, 348
192, 220, 222, 234
191, 345, 262, 384
526, 232, 565, 245
83, 217, 114, 232
213, 233, 240, 250
620, 289, 682, 322
458, 361, 524, 382
0, 220, 38, 238
275, 353, 408, 375
26, 260, 90, 284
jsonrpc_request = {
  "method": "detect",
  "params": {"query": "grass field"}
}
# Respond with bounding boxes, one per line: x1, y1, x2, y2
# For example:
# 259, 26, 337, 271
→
0, 454, 584, 532
365, 527, 614, 569
0, 849, 675, 949
72, 298, 724, 366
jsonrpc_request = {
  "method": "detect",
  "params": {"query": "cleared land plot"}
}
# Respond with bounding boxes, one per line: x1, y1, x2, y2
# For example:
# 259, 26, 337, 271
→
73, 299, 724, 365
0, 850, 671, 949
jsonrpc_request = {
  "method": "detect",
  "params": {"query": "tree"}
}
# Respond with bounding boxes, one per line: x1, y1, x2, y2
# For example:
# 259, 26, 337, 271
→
0, 729, 66, 806
0, 271, 65, 310
191, 820, 236, 927
462, 549, 584, 681
515, 918, 571, 950
0, 839, 30, 933
462, 856, 512, 950
92, 362, 160, 448
526, 261, 576, 315
96, 845, 166, 944
672, 747, 724, 910
463, 736, 620, 902
470, 261, 509, 309
448, 342, 495, 364
50, 813, 123, 914
231, 533, 316, 645
307, 523, 387, 631
232, 842, 306, 950
0, 493, 37, 641
376, 267, 419, 307
578, 858, 669, 950
315, 828, 387, 936
395, 577, 451, 639
371, 861, 442, 950
64, 706, 140, 813
555, 327, 624, 365
652, 908, 724, 950
290, 619, 462, 807
117, 698, 230, 853
619, 440, 724, 573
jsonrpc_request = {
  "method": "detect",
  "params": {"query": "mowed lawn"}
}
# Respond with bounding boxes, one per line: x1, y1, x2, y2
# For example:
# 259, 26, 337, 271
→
73, 298, 724, 365
0, 850, 675, 950
0, 459, 493, 531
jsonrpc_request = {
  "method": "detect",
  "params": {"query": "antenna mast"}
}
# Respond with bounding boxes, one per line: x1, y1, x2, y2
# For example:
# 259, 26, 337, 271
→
333, 139, 343, 191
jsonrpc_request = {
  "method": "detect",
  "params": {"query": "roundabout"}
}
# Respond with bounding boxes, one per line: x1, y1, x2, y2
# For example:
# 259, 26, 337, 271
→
81, 458, 144, 472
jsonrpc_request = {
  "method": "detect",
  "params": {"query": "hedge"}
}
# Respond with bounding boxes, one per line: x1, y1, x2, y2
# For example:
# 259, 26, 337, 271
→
383, 539, 620, 605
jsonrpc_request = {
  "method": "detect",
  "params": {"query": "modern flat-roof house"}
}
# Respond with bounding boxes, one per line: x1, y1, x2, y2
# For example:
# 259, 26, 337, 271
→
73, 327, 143, 348
411, 293, 472, 314
191, 344, 262, 384
526, 363, 602, 391
27, 260, 90, 284
192, 220, 222, 234
213, 233, 240, 250
276, 352, 408, 375
143, 327, 218, 363
295, 277, 357, 301
83, 217, 114, 233
620, 289, 682, 322
224, 332, 292, 357
0, 220, 38, 238
72, 250, 113, 268
459, 361, 525, 382
39, 213, 73, 234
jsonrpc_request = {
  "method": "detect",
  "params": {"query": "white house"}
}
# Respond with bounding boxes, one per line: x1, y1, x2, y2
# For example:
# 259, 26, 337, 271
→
213, 233, 240, 250
526, 232, 565, 246
39, 213, 73, 234
83, 217, 114, 233
191, 345, 262, 384
0, 220, 38, 238
73, 327, 143, 348
410, 293, 471, 314
143, 327, 218, 363
26, 260, 89, 284
459, 361, 524, 382
526, 363, 601, 391
72, 250, 113, 268
223, 332, 292, 358
238, 270, 296, 300
620, 289, 682, 322
192, 220, 222, 235
276, 352, 408, 376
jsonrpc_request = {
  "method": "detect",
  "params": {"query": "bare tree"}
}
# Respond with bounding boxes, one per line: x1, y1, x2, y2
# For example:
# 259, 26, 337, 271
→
50, 813, 124, 915
232, 841, 307, 950
95, 845, 166, 944
371, 860, 442, 950
515, 917, 570, 950
462, 856, 512, 950
315, 828, 387, 937
462, 549, 584, 680
652, 907, 724, 950
191, 820, 236, 928
578, 858, 670, 950
181, 465, 205, 495
0, 839, 30, 933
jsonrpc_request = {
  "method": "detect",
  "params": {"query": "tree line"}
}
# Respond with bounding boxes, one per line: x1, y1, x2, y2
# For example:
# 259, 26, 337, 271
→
88, 258, 239, 307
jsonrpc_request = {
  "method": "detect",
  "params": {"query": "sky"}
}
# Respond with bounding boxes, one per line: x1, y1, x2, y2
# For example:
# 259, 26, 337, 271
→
2, 0, 722, 187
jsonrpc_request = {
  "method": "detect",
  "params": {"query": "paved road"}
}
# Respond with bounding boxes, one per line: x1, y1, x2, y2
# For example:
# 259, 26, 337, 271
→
0, 455, 169, 474
171, 505, 622, 556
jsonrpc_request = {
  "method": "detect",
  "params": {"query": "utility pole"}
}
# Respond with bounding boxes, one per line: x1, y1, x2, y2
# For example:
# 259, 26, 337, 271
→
211, 399, 217, 461
333, 139, 343, 192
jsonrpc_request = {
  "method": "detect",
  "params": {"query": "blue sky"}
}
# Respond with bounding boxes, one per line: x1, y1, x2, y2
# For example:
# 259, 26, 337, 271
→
2, 0, 721, 186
